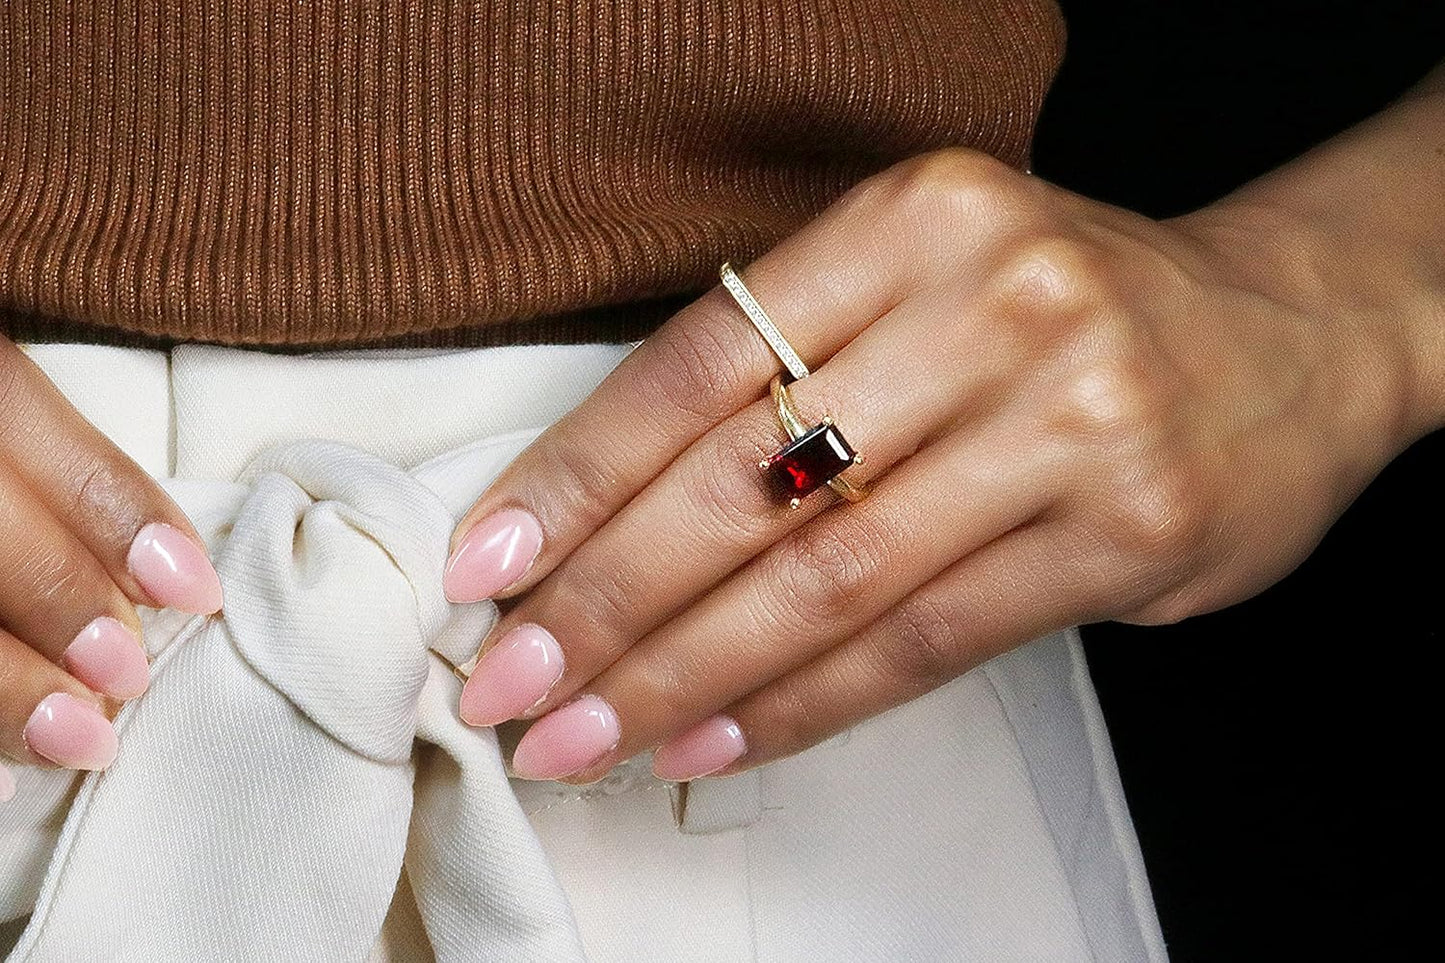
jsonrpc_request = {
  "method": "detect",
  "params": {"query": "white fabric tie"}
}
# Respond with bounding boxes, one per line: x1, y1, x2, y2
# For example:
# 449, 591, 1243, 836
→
9, 439, 590, 961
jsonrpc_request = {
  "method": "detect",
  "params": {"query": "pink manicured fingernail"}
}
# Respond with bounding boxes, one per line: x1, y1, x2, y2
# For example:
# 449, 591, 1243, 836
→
0, 765, 15, 803
459, 624, 565, 727
444, 509, 543, 602
23, 693, 118, 771
511, 695, 620, 780
127, 522, 223, 615
63, 617, 150, 701
652, 714, 748, 781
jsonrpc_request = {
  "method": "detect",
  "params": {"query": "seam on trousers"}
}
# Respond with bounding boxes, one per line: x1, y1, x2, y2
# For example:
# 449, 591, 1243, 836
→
1062, 629, 1169, 963
978, 661, 1098, 963
743, 801, 760, 963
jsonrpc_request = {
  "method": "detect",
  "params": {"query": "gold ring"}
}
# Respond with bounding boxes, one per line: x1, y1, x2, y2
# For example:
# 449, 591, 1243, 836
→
719, 262, 812, 381
719, 260, 868, 507
759, 375, 868, 508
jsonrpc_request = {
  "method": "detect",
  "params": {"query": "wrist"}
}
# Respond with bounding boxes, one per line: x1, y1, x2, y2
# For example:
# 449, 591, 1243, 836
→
1174, 194, 1444, 462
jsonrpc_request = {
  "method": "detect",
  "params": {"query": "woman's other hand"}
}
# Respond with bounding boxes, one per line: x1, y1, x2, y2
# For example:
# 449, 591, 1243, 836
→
0, 337, 221, 786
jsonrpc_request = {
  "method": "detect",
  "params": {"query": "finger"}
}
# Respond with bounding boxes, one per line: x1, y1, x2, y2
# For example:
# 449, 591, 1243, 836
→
656, 522, 1101, 779
0, 474, 151, 700
0, 626, 118, 771
443, 171, 931, 603
460, 298, 1003, 728
0, 340, 222, 615
507, 424, 1068, 782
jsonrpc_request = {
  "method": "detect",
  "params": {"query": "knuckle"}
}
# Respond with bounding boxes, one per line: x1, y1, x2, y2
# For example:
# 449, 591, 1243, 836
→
742, 680, 814, 754
73, 461, 115, 515
1101, 454, 1210, 573
35, 562, 85, 608
71, 458, 146, 544
551, 554, 643, 646
778, 515, 891, 627
622, 652, 699, 729
525, 429, 623, 532
893, 148, 1013, 204
863, 148, 1020, 224
1134, 465, 1209, 561
8, 540, 92, 620
1123, 587, 1203, 627
646, 302, 763, 422
990, 235, 1113, 321
886, 594, 965, 689
1054, 322, 1173, 447
1066, 361, 1157, 439
689, 419, 778, 543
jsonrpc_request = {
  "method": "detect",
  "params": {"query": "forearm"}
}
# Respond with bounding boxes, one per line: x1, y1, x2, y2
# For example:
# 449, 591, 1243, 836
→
1181, 62, 1445, 447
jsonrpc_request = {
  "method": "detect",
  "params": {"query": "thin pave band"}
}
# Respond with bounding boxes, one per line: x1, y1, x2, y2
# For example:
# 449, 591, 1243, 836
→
719, 262, 812, 381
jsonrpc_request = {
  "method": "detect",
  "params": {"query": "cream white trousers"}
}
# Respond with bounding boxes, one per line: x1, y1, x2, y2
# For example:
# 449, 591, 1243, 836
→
0, 343, 1166, 962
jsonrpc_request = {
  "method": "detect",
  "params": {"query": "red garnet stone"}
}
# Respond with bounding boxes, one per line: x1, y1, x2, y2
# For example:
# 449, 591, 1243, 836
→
764, 422, 857, 500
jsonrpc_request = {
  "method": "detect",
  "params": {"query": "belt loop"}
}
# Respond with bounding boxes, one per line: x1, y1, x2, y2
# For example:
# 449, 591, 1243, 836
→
670, 770, 764, 835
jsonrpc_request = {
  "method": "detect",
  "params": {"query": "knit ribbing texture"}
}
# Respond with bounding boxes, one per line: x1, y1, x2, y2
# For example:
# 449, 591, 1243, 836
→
0, 1, 1063, 347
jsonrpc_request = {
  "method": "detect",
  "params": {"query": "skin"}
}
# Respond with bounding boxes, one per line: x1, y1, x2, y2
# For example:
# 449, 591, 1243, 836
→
453, 64, 1445, 782
0, 338, 211, 766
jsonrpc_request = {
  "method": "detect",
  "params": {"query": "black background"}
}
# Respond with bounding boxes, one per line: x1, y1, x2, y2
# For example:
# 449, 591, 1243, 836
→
1031, 2, 1443, 959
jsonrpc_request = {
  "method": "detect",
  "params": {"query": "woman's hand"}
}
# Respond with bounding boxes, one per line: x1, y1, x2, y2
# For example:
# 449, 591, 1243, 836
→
0, 338, 222, 785
445, 99, 1442, 783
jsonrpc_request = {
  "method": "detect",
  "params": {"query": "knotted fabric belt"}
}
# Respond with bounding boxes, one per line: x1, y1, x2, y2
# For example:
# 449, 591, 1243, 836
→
11, 437, 593, 960
0, 340, 762, 960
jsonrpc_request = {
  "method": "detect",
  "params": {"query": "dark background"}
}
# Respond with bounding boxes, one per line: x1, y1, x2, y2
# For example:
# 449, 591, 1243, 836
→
1030, 2, 1443, 959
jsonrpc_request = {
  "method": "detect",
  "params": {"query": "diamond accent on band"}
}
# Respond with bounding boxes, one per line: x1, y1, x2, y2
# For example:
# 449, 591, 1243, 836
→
719, 262, 811, 381
763, 422, 857, 500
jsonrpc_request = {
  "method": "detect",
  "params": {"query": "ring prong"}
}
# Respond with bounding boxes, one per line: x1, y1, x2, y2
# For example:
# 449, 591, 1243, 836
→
758, 458, 771, 471
853, 453, 866, 466
789, 497, 802, 510
822, 415, 834, 426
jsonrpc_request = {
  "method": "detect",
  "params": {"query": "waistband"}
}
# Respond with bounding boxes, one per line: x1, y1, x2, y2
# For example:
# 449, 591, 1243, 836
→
21, 340, 637, 481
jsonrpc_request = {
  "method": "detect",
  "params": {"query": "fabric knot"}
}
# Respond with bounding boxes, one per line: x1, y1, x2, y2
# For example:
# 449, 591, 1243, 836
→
214, 441, 471, 763
5, 435, 586, 962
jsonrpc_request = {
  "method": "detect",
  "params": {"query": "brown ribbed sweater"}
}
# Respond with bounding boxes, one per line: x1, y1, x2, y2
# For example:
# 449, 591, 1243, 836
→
0, 1, 1064, 348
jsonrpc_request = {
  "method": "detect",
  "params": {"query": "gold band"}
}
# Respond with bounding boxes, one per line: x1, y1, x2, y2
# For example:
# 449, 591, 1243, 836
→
719, 258, 868, 506
770, 375, 868, 502
719, 262, 812, 381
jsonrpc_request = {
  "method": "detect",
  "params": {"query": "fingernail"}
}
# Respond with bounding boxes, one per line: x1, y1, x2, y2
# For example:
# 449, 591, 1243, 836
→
459, 624, 565, 727
0, 765, 15, 803
127, 522, 223, 615
23, 693, 118, 771
511, 695, 620, 780
63, 617, 150, 701
444, 508, 543, 602
652, 714, 748, 781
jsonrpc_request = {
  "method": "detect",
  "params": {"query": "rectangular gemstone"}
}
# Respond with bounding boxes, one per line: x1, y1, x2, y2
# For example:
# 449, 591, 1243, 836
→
765, 423, 856, 499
